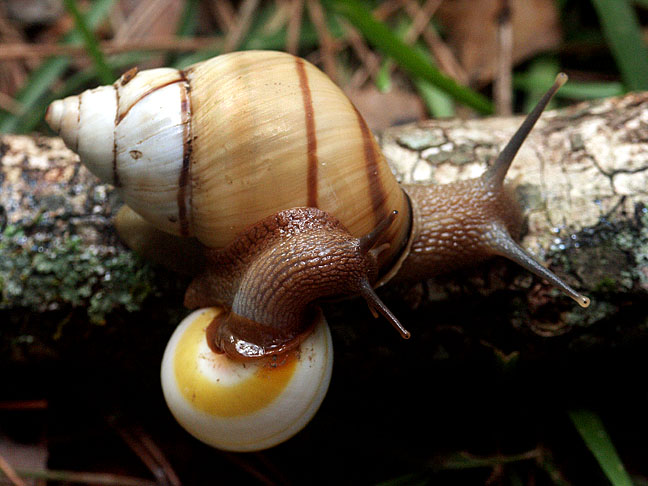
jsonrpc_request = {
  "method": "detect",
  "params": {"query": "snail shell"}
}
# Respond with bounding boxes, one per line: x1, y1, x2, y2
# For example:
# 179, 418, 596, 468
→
45, 50, 411, 273
160, 306, 333, 452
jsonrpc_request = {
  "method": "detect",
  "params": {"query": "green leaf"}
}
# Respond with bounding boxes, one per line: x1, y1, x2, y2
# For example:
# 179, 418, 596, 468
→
568, 409, 634, 486
327, 0, 492, 114
591, 0, 648, 90
515, 57, 625, 105
62, 0, 114, 84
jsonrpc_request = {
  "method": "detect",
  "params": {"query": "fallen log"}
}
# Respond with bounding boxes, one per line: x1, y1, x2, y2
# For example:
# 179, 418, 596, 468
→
2, 93, 647, 483
1, 93, 646, 355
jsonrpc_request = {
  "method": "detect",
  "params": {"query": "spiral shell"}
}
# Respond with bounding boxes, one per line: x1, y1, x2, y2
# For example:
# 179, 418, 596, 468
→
160, 306, 333, 451
46, 50, 410, 268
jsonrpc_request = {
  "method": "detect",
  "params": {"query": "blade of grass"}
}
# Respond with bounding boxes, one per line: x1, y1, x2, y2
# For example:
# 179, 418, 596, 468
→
590, 0, 648, 91
515, 57, 624, 103
0, 0, 115, 133
515, 76, 624, 101
412, 44, 454, 118
568, 409, 634, 486
62, 0, 114, 84
175, 0, 201, 38
375, 59, 393, 92
554, 81, 624, 100
414, 76, 454, 118
327, 0, 492, 114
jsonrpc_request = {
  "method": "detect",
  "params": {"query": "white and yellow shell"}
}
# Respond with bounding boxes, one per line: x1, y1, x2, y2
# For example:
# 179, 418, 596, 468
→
160, 307, 333, 452
45, 50, 410, 268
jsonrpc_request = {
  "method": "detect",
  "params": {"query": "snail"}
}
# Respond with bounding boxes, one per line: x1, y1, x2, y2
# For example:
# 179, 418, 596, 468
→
45, 50, 590, 451
161, 306, 332, 451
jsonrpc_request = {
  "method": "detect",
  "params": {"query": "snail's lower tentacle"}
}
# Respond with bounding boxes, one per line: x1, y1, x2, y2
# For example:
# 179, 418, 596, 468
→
482, 222, 590, 308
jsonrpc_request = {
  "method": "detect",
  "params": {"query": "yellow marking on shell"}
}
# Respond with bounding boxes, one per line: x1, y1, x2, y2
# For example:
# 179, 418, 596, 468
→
173, 308, 297, 417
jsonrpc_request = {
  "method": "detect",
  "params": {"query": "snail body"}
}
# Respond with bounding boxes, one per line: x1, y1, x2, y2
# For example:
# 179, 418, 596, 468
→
46, 50, 590, 451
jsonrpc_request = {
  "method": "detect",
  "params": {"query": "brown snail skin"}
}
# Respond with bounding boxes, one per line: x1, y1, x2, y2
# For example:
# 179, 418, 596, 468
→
45, 51, 590, 360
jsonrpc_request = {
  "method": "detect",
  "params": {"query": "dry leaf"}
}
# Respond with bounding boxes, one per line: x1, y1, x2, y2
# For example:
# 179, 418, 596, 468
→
346, 86, 426, 131
437, 0, 561, 85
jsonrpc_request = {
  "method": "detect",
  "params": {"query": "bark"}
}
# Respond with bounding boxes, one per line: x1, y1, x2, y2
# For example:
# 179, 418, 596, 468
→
1, 93, 647, 364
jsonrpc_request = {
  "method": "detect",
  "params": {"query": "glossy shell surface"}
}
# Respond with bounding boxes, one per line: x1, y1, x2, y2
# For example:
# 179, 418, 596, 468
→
160, 307, 333, 451
46, 51, 410, 266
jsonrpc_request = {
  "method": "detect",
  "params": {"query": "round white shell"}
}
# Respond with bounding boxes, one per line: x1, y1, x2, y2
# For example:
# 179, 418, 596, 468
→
160, 307, 333, 452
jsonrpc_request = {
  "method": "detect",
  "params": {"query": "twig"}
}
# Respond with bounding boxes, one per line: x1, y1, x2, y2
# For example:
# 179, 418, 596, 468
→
401, 0, 442, 45
0, 400, 47, 411
373, 0, 403, 20
113, 0, 176, 42
401, 0, 468, 85
14, 468, 157, 486
223, 0, 260, 53
0, 454, 26, 486
138, 433, 182, 486
0, 92, 23, 115
343, 21, 382, 87
211, 0, 237, 32
114, 423, 181, 486
286, 0, 304, 54
0, 38, 220, 60
495, 0, 513, 115
306, 0, 337, 81
222, 452, 278, 486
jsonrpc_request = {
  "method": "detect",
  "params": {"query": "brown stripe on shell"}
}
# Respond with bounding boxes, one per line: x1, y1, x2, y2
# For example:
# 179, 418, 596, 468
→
115, 76, 186, 125
352, 105, 387, 224
295, 57, 318, 208
112, 83, 121, 187
119, 67, 139, 86
74, 94, 81, 153
177, 70, 192, 237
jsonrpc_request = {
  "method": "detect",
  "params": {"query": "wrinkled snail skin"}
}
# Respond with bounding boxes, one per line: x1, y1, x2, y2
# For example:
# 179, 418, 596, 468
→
395, 72, 590, 308
46, 51, 591, 448
184, 206, 409, 360
160, 306, 333, 452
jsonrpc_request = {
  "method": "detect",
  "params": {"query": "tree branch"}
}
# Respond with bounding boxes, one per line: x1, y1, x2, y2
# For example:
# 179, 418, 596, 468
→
2, 93, 647, 360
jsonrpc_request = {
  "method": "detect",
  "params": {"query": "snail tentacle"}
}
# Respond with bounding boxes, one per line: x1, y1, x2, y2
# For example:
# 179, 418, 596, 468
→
398, 72, 589, 307
482, 222, 590, 307
483, 73, 568, 188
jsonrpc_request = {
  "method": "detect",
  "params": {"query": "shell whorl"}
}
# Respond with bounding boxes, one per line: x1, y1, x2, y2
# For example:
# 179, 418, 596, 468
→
46, 51, 411, 270
46, 66, 193, 237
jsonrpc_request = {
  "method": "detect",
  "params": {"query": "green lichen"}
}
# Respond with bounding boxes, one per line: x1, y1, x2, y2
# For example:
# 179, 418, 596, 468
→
0, 225, 159, 324
548, 203, 648, 297
396, 127, 446, 150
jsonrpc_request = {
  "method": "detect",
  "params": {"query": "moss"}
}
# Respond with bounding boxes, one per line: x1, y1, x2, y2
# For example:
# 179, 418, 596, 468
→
0, 225, 159, 324
547, 202, 648, 299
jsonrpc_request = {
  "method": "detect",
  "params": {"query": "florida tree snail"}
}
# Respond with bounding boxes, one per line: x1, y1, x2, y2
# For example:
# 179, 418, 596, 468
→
45, 50, 590, 451
160, 306, 333, 451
